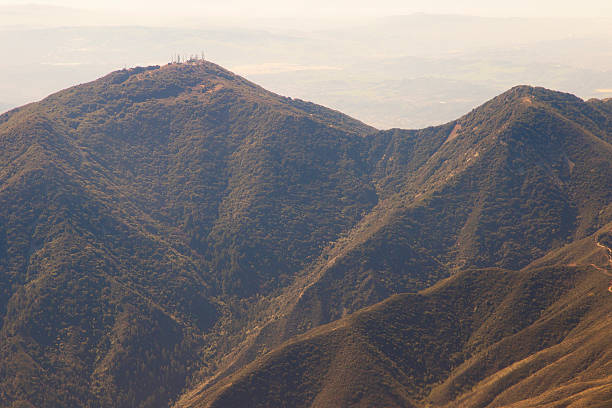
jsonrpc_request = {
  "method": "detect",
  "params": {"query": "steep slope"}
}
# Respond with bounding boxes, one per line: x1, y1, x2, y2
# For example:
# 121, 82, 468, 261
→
0, 111, 215, 407
201, 86, 612, 384
3, 61, 612, 408
2, 61, 377, 297
0, 61, 378, 407
179, 228, 612, 408
295, 86, 612, 320
296, 86, 612, 316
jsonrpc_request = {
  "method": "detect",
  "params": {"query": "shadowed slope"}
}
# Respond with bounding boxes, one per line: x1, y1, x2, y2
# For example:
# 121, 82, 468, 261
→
180, 231, 612, 407
0, 61, 378, 407
194, 86, 612, 389
285, 86, 612, 330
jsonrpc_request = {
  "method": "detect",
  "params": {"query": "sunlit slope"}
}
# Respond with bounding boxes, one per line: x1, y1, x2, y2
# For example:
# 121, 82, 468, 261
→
182, 235, 612, 407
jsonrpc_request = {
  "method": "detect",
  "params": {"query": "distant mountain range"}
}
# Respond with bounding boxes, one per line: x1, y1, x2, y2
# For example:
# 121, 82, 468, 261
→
0, 61, 611, 407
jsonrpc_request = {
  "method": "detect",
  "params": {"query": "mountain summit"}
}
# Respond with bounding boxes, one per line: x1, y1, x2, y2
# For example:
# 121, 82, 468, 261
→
1, 62, 611, 407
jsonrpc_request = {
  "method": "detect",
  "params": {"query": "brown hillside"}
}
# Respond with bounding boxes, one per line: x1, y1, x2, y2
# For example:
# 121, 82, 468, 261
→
180, 233, 612, 407
2, 62, 612, 407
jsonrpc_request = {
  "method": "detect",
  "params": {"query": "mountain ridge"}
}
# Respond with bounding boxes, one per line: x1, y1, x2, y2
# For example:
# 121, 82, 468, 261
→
179, 228, 612, 407
1, 62, 611, 407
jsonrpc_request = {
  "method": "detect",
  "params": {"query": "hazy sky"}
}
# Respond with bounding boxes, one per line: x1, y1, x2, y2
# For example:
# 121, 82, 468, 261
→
2, 0, 612, 19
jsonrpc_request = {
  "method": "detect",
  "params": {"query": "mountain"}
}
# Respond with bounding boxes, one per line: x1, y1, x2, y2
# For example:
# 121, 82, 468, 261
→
200, 85, 612, 384
180, 229, 612, 407
1, 61, 611, 407
0, 61, 377, 407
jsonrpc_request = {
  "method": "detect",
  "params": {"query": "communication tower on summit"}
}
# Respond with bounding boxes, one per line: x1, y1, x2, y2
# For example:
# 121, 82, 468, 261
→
170, 51, 205, 64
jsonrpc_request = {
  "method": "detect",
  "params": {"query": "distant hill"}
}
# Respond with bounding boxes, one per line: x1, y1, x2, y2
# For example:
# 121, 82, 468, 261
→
1, 61, 611, 407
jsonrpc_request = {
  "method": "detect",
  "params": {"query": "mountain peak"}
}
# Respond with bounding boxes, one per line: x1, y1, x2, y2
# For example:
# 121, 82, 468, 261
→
12, 60, 374, 139
492, 84, 587, 113
102, 60, 238, 84
91, 60, 258, 103
446, 83, 607, 154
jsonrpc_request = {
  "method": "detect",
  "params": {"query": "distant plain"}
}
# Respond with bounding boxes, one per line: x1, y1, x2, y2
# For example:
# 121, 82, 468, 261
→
1, 5, 611, 128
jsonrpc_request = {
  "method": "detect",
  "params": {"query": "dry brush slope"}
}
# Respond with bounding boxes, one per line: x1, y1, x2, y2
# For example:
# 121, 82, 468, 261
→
0, 61, 378, 407
180, 230, 612, 407
2, 61, 612, 407
185, 85, 612, 392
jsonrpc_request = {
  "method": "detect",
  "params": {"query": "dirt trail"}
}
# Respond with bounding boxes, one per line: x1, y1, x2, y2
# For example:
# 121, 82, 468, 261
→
593, 238, 612, 293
